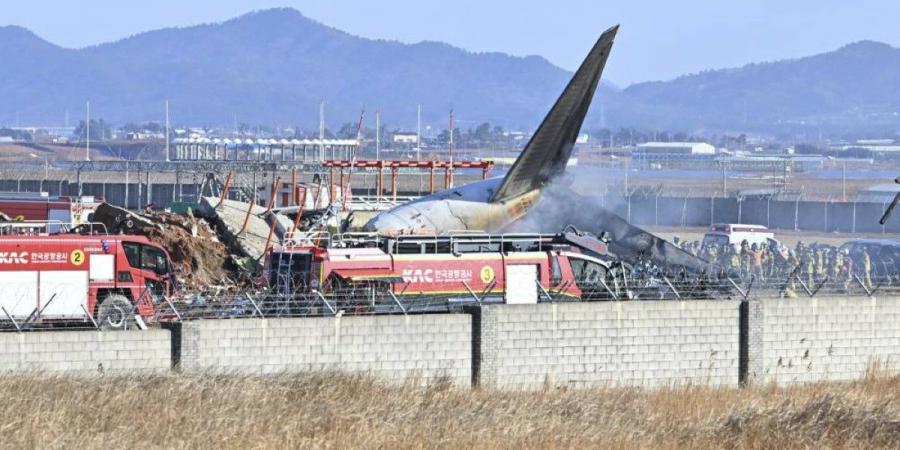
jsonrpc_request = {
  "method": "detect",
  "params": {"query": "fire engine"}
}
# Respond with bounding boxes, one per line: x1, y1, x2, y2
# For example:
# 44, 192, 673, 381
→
0, 193, 103, 232
268, 227, 633, 312
0, 233, 175, 329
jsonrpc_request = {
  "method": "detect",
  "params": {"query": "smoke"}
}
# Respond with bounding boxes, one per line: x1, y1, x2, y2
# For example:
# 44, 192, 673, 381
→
509, 168, 713, 274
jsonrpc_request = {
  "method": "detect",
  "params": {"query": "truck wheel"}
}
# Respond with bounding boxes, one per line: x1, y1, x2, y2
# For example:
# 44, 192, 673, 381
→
97, 294, 136, 330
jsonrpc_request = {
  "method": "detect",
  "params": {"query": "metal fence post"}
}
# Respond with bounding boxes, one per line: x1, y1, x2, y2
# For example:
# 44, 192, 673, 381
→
627, 192, 632, 223
654, 193, 659, 226
794, 198, 799, 231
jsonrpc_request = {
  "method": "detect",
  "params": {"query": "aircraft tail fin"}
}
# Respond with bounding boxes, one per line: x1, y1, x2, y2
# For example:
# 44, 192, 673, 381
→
491, 25, 618, 203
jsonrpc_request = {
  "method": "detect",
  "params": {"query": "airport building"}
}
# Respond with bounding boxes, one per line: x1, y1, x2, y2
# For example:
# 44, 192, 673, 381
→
632, 142, 717, 168
635, 142, 716, 155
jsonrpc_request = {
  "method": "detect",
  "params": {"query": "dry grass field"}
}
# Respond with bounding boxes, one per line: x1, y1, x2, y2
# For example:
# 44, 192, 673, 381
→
2, 373, 900, 449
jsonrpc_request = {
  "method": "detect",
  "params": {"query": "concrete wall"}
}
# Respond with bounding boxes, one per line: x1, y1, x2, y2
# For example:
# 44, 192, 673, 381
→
748, 297, 900, 384
472, 301, 741, 389
177, 315, 472, 385
2, 298, 900, 388
0, 329, 171, 374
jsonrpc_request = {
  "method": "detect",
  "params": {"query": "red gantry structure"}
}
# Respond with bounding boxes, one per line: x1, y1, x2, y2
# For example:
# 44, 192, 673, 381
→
323, 159, 494, 206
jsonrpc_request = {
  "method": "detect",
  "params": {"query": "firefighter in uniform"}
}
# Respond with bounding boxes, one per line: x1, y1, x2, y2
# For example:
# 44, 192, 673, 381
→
861, 249, 873, 289
706, 244, 719, 264
802, 250, 816, 289
728, 246, 741, 274
831, 251, 843, 284
842, 252, 854, 291
784, 250, 799, 298
739, 240, 750, 280
764, 242, 777, 278
749, 243, 764, 281
814, 249, 825, 285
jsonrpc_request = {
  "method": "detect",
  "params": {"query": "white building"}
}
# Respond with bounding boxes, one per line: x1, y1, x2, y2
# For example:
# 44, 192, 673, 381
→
636, 142, 716, 155
392, 132, 418, 145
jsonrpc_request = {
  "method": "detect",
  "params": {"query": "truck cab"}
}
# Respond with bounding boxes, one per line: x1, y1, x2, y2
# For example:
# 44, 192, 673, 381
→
118, 238, 175, 315
0, 234, 175, 329
563, 252, 616, 299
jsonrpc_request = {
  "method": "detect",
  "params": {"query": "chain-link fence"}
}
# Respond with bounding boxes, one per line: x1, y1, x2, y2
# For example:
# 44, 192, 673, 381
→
592, 193, 900, 233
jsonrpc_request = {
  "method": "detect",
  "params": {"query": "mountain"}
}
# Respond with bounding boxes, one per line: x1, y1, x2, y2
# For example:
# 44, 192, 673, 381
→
3, 9, 899, 134
0, 8, 611, 129
612, 40, 900, 133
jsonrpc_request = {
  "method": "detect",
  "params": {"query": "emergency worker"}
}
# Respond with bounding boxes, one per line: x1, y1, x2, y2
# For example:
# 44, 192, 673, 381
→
842, 251, 854, 291
728, 245, 740, 273
802, 250, 815, 288
750, 243, 764, 280
861, 249, 873, 289
740, 240, 751, 279
831, 251, 843, 285
814, 249, 824, 284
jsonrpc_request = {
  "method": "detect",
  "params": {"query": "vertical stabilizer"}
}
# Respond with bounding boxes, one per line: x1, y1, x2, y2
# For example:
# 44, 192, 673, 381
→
491, 25, 618, 202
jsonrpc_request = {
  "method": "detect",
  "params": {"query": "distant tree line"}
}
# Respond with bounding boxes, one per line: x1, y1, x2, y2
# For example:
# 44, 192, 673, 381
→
74, 119, 113, 141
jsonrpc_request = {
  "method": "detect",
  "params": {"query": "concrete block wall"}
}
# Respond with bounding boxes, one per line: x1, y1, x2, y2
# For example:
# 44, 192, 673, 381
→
0, 298, 899, 387
473, 301, 741, 389
0, 329, 171, 374
748, 297, 900, 384
178, 315, 472, 385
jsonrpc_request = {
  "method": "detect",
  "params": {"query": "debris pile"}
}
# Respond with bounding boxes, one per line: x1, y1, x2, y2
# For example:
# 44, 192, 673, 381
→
92, 203, 251, 292
141, 211, 244, 292
197, 197, 275, 261
197, 197, 300, 260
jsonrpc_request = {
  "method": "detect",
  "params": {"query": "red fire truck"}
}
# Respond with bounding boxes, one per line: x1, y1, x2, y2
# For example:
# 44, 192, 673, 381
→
0, 234, 175, 329
0, 193, 103, 232
268, 229, 628, 312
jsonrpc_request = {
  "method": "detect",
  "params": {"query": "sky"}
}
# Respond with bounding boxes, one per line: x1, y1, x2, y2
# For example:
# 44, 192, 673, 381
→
2, 0, 900, 85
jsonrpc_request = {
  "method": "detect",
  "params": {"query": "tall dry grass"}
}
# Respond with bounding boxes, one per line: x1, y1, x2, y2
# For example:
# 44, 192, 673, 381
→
1, 373, 899, 449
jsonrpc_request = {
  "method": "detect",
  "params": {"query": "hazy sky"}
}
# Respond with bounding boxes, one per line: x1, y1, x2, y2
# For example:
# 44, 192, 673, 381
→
3, 0, 899, 85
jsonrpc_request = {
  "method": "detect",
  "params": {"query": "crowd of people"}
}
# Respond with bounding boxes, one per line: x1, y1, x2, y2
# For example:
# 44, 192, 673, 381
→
672, 237, 884, 296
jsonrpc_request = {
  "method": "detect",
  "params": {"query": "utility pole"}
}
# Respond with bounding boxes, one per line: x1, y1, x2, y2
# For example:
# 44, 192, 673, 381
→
355, 109, 365, 161
85, 101, 91, 162
319, 100, 325, 160
375, 110, 381, 160
722, 163, 728, 197
448, 110, 454, 164
165, 100, 170, 162
842, 161, 847, 201
416, 104, 422, 161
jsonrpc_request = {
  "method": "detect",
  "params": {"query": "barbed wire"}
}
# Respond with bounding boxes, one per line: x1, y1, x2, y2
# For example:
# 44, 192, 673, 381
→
1, 270, 896, 332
